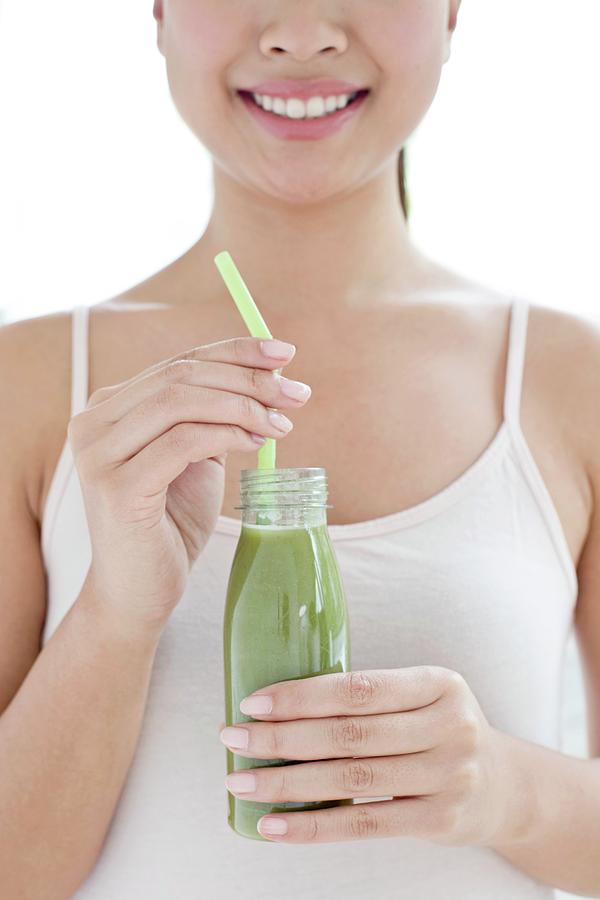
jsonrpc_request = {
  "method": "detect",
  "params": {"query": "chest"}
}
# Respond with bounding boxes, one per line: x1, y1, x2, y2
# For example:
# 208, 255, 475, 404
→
79, 303, 586, 563
220, 339, 504, 524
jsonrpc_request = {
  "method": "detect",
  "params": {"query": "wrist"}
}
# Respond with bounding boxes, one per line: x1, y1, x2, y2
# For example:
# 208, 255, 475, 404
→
486, 730, 541, 851
76, 568, 167, 652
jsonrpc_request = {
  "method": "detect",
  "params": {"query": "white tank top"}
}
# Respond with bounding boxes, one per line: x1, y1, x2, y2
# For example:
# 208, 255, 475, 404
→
41, 300, 576, 899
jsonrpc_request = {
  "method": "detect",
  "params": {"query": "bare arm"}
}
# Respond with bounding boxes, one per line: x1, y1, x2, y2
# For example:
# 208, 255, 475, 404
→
0, 314, 302, 898
0, 318, 164, 898
0, 577, 163, 899
492, 737, 600, 896
490, 308, 600, 896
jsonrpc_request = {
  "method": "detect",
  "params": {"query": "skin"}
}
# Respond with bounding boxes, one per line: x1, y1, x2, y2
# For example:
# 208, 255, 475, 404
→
153, 0, 599, 887
1, 0, 599, 895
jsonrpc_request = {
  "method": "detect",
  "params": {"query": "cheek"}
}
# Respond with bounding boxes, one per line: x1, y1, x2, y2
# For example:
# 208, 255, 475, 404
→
166, 0, 240, 69
376, 2, 448, 78
162, 0, 246, 134
370, 2, 449, 132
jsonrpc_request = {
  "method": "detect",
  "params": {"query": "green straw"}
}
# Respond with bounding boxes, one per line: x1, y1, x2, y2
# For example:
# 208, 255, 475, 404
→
214, 251, 277, 470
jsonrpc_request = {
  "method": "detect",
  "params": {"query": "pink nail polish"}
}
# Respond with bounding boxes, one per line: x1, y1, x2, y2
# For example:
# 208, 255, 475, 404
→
240, 694, 273, 716
220, 726, 249, 749
225, 772, 257, 794
261, 339, 296, 360
259, 817, 288, 836
279, 377, 312, 401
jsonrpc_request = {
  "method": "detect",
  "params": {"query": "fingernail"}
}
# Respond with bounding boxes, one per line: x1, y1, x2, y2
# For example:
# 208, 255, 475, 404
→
258, 817, 288, 836
220, 727, 249, 749
278, 377, 312, 402
226, 772, 257, 794
250, 433, 267, 445
240, 694, 273, 716
268, 411, 293, 433
261, 340, 296, 360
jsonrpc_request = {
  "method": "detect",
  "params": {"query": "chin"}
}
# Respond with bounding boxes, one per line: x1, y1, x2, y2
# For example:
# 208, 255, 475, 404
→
256, 167, 357, 206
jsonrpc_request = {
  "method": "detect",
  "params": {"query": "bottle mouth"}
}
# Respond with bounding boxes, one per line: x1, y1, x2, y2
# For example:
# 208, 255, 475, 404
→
237, 467, 330, 511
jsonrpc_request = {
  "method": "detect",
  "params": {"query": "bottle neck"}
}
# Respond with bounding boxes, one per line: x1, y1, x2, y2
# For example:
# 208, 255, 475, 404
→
238, 468, 329, 529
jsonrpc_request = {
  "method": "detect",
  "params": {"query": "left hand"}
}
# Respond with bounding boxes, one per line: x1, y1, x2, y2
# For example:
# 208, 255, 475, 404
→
219, 667, 522, 844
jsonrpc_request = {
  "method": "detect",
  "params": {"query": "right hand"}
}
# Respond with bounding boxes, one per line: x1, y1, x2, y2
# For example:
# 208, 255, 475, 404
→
67, 337, 310, 636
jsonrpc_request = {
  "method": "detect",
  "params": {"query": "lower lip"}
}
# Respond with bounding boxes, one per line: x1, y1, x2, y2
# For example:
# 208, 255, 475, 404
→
238, 91, 369, 141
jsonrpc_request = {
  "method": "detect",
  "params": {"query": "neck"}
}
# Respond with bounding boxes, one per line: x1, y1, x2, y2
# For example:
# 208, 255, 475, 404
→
182, 159, 430, 318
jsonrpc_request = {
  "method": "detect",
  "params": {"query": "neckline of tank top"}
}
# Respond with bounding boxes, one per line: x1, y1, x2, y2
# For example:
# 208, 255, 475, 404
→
214, 419, 512, 541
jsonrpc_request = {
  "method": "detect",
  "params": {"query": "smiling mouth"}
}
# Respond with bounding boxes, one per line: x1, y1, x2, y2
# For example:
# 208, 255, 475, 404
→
237, 89, 370, 120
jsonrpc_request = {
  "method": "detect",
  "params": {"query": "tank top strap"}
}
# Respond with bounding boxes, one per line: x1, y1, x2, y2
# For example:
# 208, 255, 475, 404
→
71, 305, 90, 416
503, 298, 530, 425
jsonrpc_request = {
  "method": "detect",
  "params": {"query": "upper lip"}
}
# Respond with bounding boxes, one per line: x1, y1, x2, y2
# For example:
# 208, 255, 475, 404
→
239, 79, 368, 100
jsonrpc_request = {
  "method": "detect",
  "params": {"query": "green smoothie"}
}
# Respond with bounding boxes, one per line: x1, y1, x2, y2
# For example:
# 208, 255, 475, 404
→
223, 468, 351, 841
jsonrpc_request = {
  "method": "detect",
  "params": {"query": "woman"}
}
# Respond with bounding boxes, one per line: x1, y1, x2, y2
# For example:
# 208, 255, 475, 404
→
1, 1, 599, 897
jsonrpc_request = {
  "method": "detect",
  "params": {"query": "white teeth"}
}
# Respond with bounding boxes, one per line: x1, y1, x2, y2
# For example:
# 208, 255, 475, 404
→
306, 96, 326, 118
286, 98, 305, 119
250, 91, 360, 119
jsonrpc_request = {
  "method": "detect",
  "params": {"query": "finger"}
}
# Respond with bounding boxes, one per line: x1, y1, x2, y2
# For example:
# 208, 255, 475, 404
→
239, 667, 459, 722
87, 337, 296, 417
220, 707, 442, 761
225, 752, 440, 805
92, 356, 307, 426
98, 385, 296, 463
117, 422, 269, 497
256, 796, 441, 844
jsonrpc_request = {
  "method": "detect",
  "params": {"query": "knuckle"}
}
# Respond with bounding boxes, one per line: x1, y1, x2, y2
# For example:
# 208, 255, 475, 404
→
420, 664, 449, 684
233, 337, 250, 362
455, 711, 480, 751
168, 423, 194, 453
165, 358, 196, 381
238, 392, 261, 423
268, 726, 286, 760
247, 367, 265, 396
443, 669, 467, 697
156, 381, 186, 412
227, 423, 247, 444
339, 672, 378, 708
330, 717, 367, 753
271, 764, 289, 800
87, 386, 110, 406
347, 805, 379, 839
340, 760, 375, 794
304, 814, 320, 841
454, 760, 479, 795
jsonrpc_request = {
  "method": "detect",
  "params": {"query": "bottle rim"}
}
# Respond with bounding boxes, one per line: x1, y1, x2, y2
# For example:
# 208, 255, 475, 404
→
239, 467, 329, 511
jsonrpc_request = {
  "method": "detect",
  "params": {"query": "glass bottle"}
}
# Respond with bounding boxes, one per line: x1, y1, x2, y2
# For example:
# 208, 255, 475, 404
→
223, 467, 351, 840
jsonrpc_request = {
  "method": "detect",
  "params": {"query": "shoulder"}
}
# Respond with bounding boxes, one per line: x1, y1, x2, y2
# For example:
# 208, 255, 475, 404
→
529, 305, 600, 733
444, 285, 598, 550
0, 311, 73, 519
0, 308, 73, 369
525, 302, 600, 479
0, 310, 73, 432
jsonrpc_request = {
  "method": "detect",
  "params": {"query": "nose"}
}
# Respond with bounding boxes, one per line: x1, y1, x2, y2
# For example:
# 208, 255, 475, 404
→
259, 13, 348, 62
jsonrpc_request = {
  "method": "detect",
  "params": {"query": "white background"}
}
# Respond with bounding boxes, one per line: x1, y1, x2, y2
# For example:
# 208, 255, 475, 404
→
0, 1, 599, 324
0, 2, 597, 897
